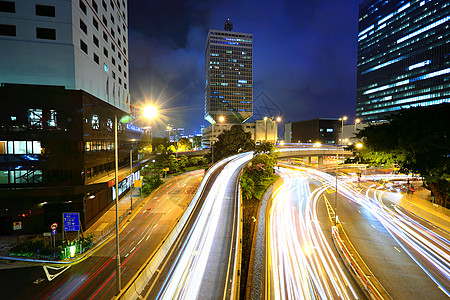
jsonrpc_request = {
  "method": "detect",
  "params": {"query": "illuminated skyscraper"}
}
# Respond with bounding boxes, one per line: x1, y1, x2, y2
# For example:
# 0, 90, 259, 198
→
356, 0, 450, 123
205, 19, 253, 124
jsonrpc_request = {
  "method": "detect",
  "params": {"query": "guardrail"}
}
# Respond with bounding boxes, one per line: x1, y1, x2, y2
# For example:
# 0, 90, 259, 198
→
115, 155, 238, 300
332, 225, 391, 300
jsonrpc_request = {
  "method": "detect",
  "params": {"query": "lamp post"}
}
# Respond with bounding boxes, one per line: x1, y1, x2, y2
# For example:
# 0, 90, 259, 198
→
114, 105, 158, 295
114, 115, 121, 294
335, 116, 347, 225
354, 118, 361, 132
211, 116, 224, 164
264, 116, 268, 141
129, 149, 133, 212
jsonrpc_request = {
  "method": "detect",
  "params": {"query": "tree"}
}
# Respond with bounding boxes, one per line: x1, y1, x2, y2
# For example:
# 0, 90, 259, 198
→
155, 144, 166, 155
179, 155, 189, 170
213, 125, 255, 162
356, 103, 450, 207
152, 137, 169, 153
167, 144, 176, 154
192, 136, 202, 149
177, 138, 192, 152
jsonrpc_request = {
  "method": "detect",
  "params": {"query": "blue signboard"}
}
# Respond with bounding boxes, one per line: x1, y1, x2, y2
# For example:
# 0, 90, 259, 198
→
63, 212, 80, 231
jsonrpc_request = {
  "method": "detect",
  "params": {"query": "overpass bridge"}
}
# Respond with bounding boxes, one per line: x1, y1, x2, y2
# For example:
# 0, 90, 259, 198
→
277, 145, 353, 165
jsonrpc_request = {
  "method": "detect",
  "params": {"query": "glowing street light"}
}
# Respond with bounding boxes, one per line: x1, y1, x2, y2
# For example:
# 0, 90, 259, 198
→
356, 142, 363, 149
211, 116, 224, 164
143, 105, 158, 120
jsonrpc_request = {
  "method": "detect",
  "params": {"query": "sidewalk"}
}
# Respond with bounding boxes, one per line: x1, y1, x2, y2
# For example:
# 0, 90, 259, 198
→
385, 181, 450, 232
0, 173, 174, 261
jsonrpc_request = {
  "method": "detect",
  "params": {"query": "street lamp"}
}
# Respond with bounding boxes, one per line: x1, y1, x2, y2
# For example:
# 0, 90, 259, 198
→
211, 116, 224, 164
334, 116, 347, 225
354, 118, 361, 132
114, 105, 157, 295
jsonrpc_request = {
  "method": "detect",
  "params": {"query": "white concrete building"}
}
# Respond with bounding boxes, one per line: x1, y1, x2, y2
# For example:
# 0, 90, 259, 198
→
0, 0, 130, 112
201, 119, 278, 148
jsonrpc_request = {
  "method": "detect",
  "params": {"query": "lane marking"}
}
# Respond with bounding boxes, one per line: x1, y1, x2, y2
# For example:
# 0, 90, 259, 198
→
43, 265, 71, 281
394, 247, 401, 253
371, 224, 376, 229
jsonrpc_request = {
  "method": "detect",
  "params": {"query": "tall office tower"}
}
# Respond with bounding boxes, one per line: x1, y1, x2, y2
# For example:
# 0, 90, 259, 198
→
0, 0, 130, 111
205, 19, 253, 124
356, 0, 450, 123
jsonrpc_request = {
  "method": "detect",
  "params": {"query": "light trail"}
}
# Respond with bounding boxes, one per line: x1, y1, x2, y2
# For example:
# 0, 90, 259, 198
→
287, 165, 450, 297
155, 152, 252, 300
267, 167, 359, 299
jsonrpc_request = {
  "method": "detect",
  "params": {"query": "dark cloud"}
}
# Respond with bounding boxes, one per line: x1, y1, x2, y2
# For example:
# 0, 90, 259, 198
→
128, 0, 360, 135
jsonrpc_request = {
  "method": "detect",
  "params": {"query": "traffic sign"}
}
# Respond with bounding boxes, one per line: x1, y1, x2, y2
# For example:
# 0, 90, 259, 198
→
52, 229, 57, 235
13, 221, 22, 230
51, 223, 58, 230
63, 212, 80, 231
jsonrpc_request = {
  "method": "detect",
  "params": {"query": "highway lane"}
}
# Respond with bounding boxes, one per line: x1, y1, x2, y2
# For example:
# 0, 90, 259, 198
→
0, 170, 203, 300
142, 152, 251, 300
266, 167, 361, 299
294, 166, 449, 299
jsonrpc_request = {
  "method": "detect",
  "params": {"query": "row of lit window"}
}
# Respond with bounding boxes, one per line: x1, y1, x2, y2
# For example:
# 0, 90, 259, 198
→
85, 141, 114, 152
0, 170, 42, 185
360, 98, 450, 116
0, 140, 42, 155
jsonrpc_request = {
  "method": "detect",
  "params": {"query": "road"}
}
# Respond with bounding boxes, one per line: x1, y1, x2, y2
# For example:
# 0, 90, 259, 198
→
266, 167, 362, 299
141, 152, 252, 299
0, 170, 203, 300
269, 165, 450, 299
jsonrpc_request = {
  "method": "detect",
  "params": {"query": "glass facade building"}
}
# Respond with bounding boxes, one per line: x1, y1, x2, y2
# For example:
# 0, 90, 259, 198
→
205, 22, 253, 124
356, 0, 450, 123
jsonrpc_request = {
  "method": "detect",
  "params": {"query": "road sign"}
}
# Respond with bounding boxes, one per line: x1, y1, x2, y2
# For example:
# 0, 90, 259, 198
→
51, 223, 58, 230
43, 232, 51, 237
13, 221, 22, 230
52, 229, 57, 235
134, 179, 142, 187
63, 212, 80, 231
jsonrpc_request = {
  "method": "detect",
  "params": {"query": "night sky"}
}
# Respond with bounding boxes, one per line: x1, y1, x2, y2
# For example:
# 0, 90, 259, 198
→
128, 0, 360, 136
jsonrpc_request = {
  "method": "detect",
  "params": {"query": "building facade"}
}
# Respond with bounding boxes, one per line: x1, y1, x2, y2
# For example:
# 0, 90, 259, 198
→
0, 0, 130, 111
356, 0, 450, 123
0, 0, 136, 233
204, 20, 253, 124
284, 119, 340, 144
0, 84, 140, 234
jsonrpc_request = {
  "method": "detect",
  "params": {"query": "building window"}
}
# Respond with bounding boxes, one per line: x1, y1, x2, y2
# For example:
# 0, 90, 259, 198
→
118, 39, 121, 47
124, 83, 127, 89
80, 19, 87, 34
0, 1, 15, 13
111, 42, 115, 52
117, 25, 121, 35
110, 13, 115, 24
28, 109, 43, 129
103, 31, 108, 42
118, 77, 122, 85
111, 57, 115, 65
0, 24, 15, 36
93, 35, 99, 47
118, 64, 121, 72
93, 53, 99, 64
111, 29, 115, 38
92, 0, 98, 12
93, 17, 99, 30
124, 71, 126, 78
91, 114, 100, 130
102, 0, 107, 10
103, 47, 108, 57
112, 71, 116, 79
36, 27, 56, 40
102, 15, 107, 27
79, 0, 87, 14
123, 59, 126, 66
80, 39, 88, 54
104, 63, 109, 73
36, 4, 55, 17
